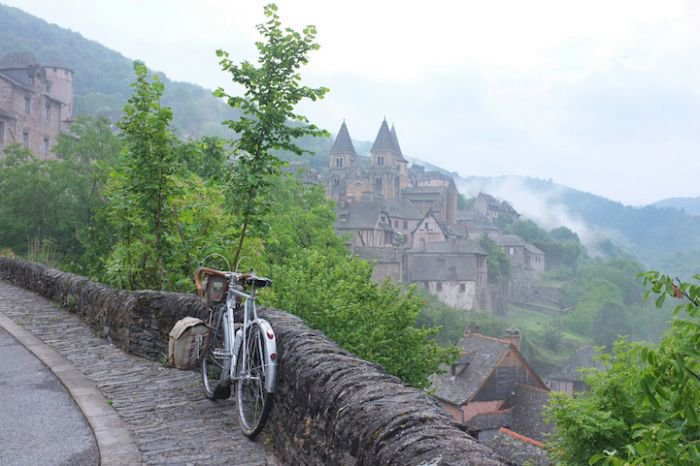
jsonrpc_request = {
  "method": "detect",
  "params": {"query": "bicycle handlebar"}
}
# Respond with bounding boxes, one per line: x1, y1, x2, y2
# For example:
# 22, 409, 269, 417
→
195, 267, 271, 294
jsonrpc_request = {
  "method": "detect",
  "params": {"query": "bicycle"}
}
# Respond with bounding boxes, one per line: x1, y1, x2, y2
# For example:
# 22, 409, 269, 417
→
195, 265, 278, 439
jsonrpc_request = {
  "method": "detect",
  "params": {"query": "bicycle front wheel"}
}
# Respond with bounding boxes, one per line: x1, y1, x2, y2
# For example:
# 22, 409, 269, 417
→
201, 307, 227, 399
235, 323, 273, 438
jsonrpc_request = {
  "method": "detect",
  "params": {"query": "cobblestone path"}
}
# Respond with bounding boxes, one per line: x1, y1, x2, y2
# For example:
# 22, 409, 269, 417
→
0, 280, 275, 466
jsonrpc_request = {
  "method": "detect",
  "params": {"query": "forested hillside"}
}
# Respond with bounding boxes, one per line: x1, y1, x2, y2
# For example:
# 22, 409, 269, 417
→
652, 196, 700, 216
0, 3, 239, 137
457, 175, 700, 277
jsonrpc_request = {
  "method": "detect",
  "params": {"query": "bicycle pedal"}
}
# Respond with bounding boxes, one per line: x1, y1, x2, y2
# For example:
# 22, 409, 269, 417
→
213, 383, 231, 400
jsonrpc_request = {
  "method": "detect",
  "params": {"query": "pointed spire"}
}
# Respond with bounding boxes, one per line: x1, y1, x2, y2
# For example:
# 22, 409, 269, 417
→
371, 120, 404, 160
329, 121, 357, 156
390, 124, 404, 159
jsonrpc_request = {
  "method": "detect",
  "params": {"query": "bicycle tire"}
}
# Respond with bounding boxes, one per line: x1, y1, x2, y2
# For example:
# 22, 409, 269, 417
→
201, 306, 227, 399
236, 322, 273, 438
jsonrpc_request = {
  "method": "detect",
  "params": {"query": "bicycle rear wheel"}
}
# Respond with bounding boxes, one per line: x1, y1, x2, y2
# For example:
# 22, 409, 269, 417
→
235, 323, 273, 438
201, 307, 227, 399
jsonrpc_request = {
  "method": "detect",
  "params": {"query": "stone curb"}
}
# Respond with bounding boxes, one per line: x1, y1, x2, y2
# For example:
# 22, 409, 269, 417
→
0, 310, 142, 465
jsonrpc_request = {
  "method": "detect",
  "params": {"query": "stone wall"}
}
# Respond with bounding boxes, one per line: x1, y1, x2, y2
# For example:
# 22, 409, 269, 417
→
0, 257, 510, 466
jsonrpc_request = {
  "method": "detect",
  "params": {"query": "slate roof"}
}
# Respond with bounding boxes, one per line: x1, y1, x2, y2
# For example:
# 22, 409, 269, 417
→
419, 238, 487, 256
467, 409, 513, 432
0, 68, 33, 90
408, 254, 478, 282
504, 384, 552, 442
335, 199, 421, 230
390, 124, 404, 158
430, 334, 511, 406
402, 185, 447, 196
370, 119, 405, 160
353, 246, 402, 263
42, 57, 72, 70
548, 346, 605, 383
329, 121, 357, 156
489, 233, 544, 255
486, 429, 552, 466
0, 52, 40, 69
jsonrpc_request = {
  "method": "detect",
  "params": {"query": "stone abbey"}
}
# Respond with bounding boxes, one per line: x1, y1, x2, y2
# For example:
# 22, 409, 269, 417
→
326, 120, 545, 312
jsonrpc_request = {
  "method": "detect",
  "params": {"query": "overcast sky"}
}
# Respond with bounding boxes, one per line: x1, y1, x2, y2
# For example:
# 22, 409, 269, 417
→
5, 0, 700, 205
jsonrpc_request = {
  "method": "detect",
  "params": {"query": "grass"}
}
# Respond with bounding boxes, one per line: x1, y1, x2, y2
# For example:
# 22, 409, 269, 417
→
505, 304, 593, 377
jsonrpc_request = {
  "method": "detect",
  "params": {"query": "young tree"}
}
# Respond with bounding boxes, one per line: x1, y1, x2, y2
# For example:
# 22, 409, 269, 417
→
214, 3, 329, 269
106, 62, 179, 289
546, 272, 700, 466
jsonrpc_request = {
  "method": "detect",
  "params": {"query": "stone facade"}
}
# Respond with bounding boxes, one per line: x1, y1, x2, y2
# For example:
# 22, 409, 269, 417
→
0, 52, 73, 158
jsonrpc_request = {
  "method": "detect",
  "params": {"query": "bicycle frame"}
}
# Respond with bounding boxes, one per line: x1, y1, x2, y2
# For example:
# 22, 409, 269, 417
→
216, 277, 277, 393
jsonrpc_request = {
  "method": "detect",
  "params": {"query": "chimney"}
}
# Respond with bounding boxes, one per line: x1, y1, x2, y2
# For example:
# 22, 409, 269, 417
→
504, 329, 521, 351
464, 324, 480, 337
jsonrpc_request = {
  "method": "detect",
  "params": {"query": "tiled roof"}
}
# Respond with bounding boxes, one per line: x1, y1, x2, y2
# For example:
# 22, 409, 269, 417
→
505, 384, 552, 442
329, 121, 357, 156
0, 69, 33, 90
0, 52, 39, 69
430, 334, 510, 406
467, 409, 513, 431
353, 246, 402, 263
407, 254, 478, 282
336, 199, 422, 230
417, 238, 487, 256
548, 346, 604, 382
489, 233, 544, 254
485, 429, 553, 466
42, 57, 71, 70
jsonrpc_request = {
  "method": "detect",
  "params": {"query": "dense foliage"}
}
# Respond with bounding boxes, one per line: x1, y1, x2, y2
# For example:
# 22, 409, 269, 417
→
546, 273, 700, 465
0, 6, 454, 389
214, 3, 329, 266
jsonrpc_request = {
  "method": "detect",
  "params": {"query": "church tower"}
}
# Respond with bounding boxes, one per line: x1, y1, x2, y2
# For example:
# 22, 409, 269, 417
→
369, 119, 408, 200
328, 121, 358, 201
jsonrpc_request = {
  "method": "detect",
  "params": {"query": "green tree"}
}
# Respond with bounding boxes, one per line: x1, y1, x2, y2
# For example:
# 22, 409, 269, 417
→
546, 273, 700, 466
105, 62, 179, 289
479, 234, 510, 283
214, 3, 329, 268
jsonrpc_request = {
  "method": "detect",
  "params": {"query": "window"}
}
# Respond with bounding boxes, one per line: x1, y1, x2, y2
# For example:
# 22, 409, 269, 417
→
43, 137, 50, 156
509, 247, 515, 255
460, 283, 466, 292
22, 131, 29, 148
377, 155, 384, 166
24, 96, 31, 114
375, 177, 383, 188
335, 157, 343, 167
332, 177, 340, 186
394, 220, 398, 228
0, 121, 4, 144
384, 231, 392, 244
436, 282, 443, 292
403, 220, 408, 229
45, 103, 51, 122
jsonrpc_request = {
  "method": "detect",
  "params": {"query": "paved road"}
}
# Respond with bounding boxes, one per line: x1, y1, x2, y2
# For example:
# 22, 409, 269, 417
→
0, 280, 275, 465
0, 326, 99, 466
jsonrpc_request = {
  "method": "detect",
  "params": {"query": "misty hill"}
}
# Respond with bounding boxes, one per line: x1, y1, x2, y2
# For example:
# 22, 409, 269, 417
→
454, 174, 700, 276
0, 3, 240, 137
652, 197, 700, 216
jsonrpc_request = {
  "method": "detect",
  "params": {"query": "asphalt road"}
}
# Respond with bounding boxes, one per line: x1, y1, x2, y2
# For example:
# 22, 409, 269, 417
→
0, 326, 99, 466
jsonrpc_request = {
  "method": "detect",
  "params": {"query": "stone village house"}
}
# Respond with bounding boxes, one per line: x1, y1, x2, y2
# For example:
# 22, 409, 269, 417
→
430, 328, 553, 465
0, 52, 74, 158
327, 119, 543, 311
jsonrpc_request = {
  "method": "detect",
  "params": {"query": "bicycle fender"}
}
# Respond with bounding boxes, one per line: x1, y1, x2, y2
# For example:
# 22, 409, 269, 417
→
255, 319, 278, 393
